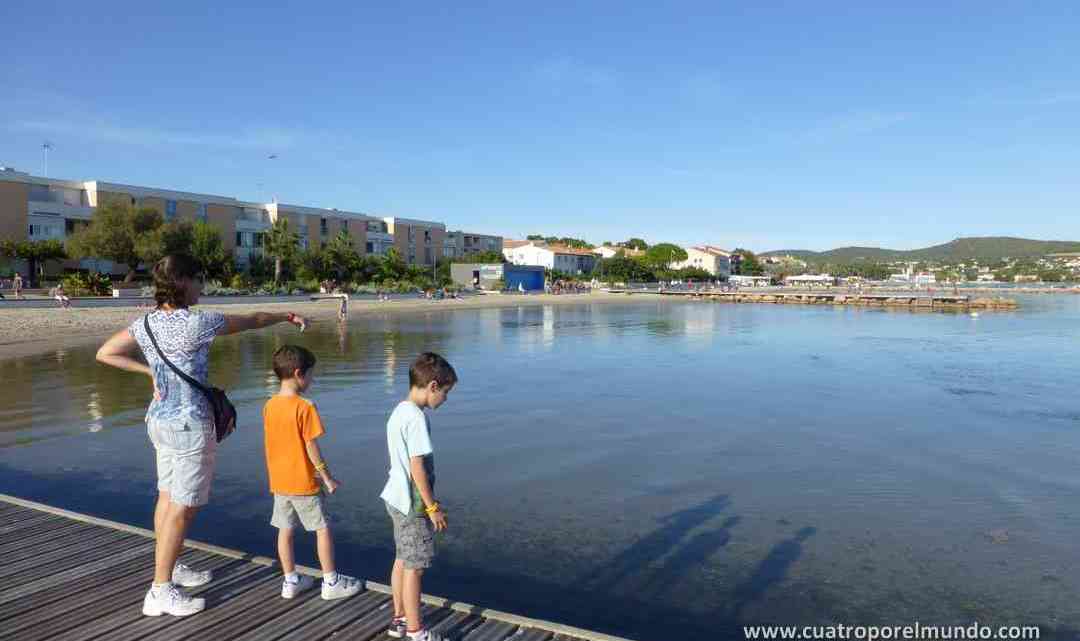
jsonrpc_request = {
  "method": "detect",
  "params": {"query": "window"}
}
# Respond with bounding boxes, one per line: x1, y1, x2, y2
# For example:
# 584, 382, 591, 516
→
424, 230, 431, 244
236, 232, 243, 247
341, 219, 348, 233
254, 233, 264, 247
165, 200, 177, 220
196, 203, 208, 223
320, 218, 328, 234
366, 241, 374, 253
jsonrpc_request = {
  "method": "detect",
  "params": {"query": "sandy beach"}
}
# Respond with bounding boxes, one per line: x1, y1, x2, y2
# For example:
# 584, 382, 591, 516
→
0, 292, 651, 361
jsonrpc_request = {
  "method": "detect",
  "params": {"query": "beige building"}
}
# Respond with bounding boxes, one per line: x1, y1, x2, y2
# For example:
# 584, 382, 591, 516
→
0, 167, 481, 276
671, 245, 732, 278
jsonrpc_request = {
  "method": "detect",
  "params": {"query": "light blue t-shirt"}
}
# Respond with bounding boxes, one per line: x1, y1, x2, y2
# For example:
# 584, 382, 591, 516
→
128, 309, 225, 426
379, 400, 434, 516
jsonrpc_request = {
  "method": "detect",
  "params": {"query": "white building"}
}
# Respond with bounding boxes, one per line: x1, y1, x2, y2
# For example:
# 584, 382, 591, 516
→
503, 241, 597, 274
671, 246, 732, 278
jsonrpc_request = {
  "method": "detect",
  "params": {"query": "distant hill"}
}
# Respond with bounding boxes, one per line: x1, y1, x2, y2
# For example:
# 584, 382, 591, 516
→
762, 237, 1080, 264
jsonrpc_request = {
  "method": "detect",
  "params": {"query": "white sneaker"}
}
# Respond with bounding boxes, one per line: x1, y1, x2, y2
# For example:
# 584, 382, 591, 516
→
172, 562, 212, 588
142, 584, 206, 617
321, 574, 362, 600
281, 574, 316, 599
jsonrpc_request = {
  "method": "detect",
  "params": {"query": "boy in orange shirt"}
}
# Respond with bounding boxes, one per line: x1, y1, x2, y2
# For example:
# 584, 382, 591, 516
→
264, 345, 362, 600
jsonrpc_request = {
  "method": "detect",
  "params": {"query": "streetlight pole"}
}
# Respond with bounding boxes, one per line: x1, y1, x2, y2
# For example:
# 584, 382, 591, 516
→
42, 141, 52, 177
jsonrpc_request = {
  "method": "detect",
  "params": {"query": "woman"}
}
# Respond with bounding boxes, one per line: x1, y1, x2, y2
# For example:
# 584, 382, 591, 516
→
96, 254, 308, 617
54, 282, 71, 308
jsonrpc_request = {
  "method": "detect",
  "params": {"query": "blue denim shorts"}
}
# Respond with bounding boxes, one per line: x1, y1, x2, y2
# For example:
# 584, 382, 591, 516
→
147, 418, 217, 507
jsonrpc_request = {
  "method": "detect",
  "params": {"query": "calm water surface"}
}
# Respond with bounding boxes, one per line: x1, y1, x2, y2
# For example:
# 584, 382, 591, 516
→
3, 297, 1080, 640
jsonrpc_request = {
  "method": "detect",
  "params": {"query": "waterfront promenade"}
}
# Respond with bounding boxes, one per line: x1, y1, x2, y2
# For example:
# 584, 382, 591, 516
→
0, 493, 631, 641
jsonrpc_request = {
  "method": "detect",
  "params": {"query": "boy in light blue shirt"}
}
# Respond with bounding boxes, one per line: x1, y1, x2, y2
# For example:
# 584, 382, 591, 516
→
380, 352, 457, 641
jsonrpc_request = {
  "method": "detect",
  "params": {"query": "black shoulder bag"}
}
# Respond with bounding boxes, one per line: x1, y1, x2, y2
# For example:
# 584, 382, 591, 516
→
143, 314, 237, 443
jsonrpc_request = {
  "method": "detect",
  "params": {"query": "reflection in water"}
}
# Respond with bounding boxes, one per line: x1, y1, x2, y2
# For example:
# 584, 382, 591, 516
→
3, 297, 1080, 639
86, 391, 104, 433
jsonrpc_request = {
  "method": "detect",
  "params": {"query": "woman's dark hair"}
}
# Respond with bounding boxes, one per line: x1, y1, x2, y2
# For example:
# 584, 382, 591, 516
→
153, 254, 201, 308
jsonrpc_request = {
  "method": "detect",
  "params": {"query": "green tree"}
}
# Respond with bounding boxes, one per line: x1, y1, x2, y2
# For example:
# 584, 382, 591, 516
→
0, 239, 68, 287
67, 199, 163, 282
190, 222, 229, 278
623, 238, 648, 250
263, 218, 299, 284
526, 234, 545, 241
451, 250, 506, 264
323, 230, 360, 281
733, 248, 765, 276
134, 220, 195, 267
645, 243, 687, 269
379, 247, 407, 281
593, 256, 654, 282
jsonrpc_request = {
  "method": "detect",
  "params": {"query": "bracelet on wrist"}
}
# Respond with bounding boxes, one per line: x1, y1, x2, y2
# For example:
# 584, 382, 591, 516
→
424, 502, 441, 514
314, 462, 327, 472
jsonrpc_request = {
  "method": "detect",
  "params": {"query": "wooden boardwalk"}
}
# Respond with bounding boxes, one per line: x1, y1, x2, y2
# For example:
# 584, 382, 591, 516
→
0, 494, 632, 641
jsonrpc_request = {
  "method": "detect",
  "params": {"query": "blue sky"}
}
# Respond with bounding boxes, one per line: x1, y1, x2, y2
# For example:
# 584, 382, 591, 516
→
1, 1, 1077, 251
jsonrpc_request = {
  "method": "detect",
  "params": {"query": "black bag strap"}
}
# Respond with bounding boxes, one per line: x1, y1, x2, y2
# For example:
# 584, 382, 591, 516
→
143, 314, 211, 397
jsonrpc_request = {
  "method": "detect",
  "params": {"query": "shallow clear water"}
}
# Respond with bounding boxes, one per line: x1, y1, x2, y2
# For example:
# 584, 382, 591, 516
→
3, 297, 1080, 640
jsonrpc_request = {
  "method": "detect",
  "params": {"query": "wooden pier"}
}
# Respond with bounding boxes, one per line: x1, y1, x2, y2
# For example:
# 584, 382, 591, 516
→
0, 493, 632, 641
610, 289, 1018, 310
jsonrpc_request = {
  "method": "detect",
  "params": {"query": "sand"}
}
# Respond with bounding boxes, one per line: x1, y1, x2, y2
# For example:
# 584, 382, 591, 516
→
0, 292, 651, 361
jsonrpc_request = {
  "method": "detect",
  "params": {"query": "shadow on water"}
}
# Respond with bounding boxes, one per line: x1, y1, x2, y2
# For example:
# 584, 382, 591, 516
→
731, 526, 817, 619
579, 494, 733, 595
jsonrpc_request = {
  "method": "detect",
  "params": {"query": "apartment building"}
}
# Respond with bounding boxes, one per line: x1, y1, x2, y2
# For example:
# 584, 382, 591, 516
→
382, 217, 446, 266
671, 245, 732, 278
0, 167, 467, 275
443, 231, 503, 260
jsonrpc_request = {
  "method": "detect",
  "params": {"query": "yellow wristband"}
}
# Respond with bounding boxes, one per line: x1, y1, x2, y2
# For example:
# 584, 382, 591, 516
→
425, 502, 441, 514
314, 462, 327, 472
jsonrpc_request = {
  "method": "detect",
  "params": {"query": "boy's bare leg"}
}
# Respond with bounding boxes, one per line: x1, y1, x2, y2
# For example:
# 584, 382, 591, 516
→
391, 559, 406, 618
315, 527, 336, 574
403, 567, 424, 632
278, 527, 296, 575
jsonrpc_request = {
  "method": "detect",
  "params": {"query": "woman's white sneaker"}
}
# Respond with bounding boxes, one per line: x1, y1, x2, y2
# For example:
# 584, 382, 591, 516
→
321, 574, 362, 600
172, 562, 212, 588
282, 574, 316, 599
142, 583, 206, 616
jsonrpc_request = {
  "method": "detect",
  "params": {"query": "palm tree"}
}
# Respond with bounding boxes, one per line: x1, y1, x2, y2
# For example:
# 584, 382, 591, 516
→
264, 218, 299, 284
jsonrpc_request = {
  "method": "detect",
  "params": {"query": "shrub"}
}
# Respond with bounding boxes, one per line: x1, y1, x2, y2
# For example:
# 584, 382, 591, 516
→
61, 271, 113, 297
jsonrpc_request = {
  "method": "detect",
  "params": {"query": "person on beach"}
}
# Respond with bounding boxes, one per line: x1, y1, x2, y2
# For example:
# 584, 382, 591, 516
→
380, 353, 456, 641
337, 293, 349, 321
95, 253, 309, 617
264, 345, 362, 601
12, 273, 22, 300
54, 282, 71, 308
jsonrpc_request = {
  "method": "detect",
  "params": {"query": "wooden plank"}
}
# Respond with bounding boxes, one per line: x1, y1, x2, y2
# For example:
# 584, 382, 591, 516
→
1, 522, 126, 564
152, 570, 321, 641
0, 510, 64, 532
0, 542, 154, 605
1, 552, 223, 639
0, 547, 170, 622
57, 563, 272, 641
0, 532, 140, 581
429, 611, 484, 639
462, 619, 519, 641
0, 519, 96, 554
512, 629, 556, 641
314, 597, 445, 641
229, 589, 387, 641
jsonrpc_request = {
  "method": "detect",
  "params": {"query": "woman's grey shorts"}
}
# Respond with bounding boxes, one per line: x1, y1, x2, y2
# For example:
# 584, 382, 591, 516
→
386, 502, 435, 569
147, 418, 217, 508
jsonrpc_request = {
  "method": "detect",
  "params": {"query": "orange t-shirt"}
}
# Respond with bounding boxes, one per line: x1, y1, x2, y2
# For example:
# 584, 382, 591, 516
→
263, 395, 325, 495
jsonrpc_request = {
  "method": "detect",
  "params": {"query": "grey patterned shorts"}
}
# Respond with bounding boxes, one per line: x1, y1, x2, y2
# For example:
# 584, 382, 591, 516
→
386, 502, 435, 569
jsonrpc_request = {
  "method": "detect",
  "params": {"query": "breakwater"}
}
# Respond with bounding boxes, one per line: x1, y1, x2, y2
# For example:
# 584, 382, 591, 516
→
614, 289, 1019, 310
